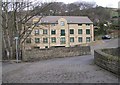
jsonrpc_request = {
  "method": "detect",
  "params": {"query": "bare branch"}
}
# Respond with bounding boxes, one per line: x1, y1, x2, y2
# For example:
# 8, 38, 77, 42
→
20, 2, 53, 24
21, 16, 43, 44
19, 2, 54, 41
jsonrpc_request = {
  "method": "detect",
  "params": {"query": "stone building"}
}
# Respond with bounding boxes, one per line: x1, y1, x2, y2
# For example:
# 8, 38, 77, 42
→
24, 16, 94, 49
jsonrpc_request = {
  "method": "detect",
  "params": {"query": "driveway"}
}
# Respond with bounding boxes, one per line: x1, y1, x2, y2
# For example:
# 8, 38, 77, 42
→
2, 38, 119, 83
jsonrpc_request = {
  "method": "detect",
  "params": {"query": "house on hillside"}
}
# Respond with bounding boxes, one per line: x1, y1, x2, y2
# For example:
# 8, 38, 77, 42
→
24, 16, 94, 49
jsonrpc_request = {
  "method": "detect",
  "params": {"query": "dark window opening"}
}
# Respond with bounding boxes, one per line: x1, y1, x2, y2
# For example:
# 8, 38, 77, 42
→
61, 29, 65, 36
70, 29, 74, 34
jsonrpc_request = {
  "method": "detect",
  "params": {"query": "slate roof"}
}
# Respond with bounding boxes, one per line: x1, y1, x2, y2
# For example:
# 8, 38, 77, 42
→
34, 16, 93, 24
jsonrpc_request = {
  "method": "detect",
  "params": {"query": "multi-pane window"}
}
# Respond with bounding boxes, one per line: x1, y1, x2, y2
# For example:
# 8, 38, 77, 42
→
60, 37, 66, 44
26, 30, 31, 35
60, 21, 65, 26
34, 46, 40, 49
61, 29, 65, 36
51, 29, 56, 35
26, 38, 31, 43
70, 37, 74, 42
34, 29, 39, 35
78, 29, 82, 34
35, 38, 40, 43
78, 24, 82, 26
51, 23, 56, 26
51, 37, 56, 43
78, 37, 82, 42
86, 37, 91, 42
70, 29, 74, 34
43, 29, 48, 34
86, 24, 90, 26
86, 29, 90, 34
43, 38, 48, 43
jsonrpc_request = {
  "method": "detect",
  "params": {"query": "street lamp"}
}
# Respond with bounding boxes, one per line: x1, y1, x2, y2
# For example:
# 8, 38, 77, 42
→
14, 36, 19, 63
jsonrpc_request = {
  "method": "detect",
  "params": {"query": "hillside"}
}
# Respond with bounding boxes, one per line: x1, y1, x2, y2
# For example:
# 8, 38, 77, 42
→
33, 2, 116, 25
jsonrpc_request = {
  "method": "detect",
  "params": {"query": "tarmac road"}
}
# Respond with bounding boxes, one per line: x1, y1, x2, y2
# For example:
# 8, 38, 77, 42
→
2, 38, 119, 83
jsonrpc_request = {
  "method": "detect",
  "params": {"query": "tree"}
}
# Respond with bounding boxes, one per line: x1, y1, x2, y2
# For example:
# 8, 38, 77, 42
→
0, 0, 2, 61
2, 0, 53, 60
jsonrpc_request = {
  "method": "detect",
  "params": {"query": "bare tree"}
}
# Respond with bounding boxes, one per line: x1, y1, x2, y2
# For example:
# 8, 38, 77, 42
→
2, 0, 53, 60
0, 0, 2, 61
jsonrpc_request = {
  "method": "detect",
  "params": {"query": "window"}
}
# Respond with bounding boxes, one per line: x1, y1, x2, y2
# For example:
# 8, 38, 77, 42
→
51, 37, 56, 43
86, 29, 90, 34
26, 38, 31, 43
34, 46, 40, 49
34, 29, 39, 35
26, 30, 31, 35
60, 37, 66, 44
60, 21, 65, 26
78, 24, 82, 26
43, 38, 48, 43
78, 37, 82, 42
35, 38, 40, 43
43, 29, 47, 34
51, 29, 56, 35
70, 37, 74, 42
51, 23, 56, 26
45, 46, 48, 48
86, 24, 90, 26
61, 29, 65, 36
78, 29, 82, 34
86, 37, 91, 42
70, 29, 74, 34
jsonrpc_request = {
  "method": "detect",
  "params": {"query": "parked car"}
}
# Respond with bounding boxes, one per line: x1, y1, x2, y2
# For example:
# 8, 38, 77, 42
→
102, 35, 111, 39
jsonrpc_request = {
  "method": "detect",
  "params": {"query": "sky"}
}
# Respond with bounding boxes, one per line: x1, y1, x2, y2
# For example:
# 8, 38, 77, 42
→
41, 0, 120, 8
3, 0, 120, 8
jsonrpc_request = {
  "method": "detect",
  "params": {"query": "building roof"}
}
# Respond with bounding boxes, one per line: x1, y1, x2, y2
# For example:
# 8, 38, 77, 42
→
39, 16, 93, 24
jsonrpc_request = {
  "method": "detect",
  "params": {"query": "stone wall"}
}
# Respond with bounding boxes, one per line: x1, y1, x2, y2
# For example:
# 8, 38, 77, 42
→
23, 46, 91, 62
102, 47, 120, 56
94, 48, 120, 75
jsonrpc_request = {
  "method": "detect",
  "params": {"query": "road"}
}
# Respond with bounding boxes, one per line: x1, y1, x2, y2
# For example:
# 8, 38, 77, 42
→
2, 38, 119, 83
91, 38, 119, 55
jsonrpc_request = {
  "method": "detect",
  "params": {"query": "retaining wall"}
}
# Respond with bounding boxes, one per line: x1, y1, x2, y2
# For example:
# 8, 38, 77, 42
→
94, 48, 120, 75
23, 46, 91, 62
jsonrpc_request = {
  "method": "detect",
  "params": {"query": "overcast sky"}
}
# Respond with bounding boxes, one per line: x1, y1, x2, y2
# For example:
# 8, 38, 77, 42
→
40, 0, 120, 8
